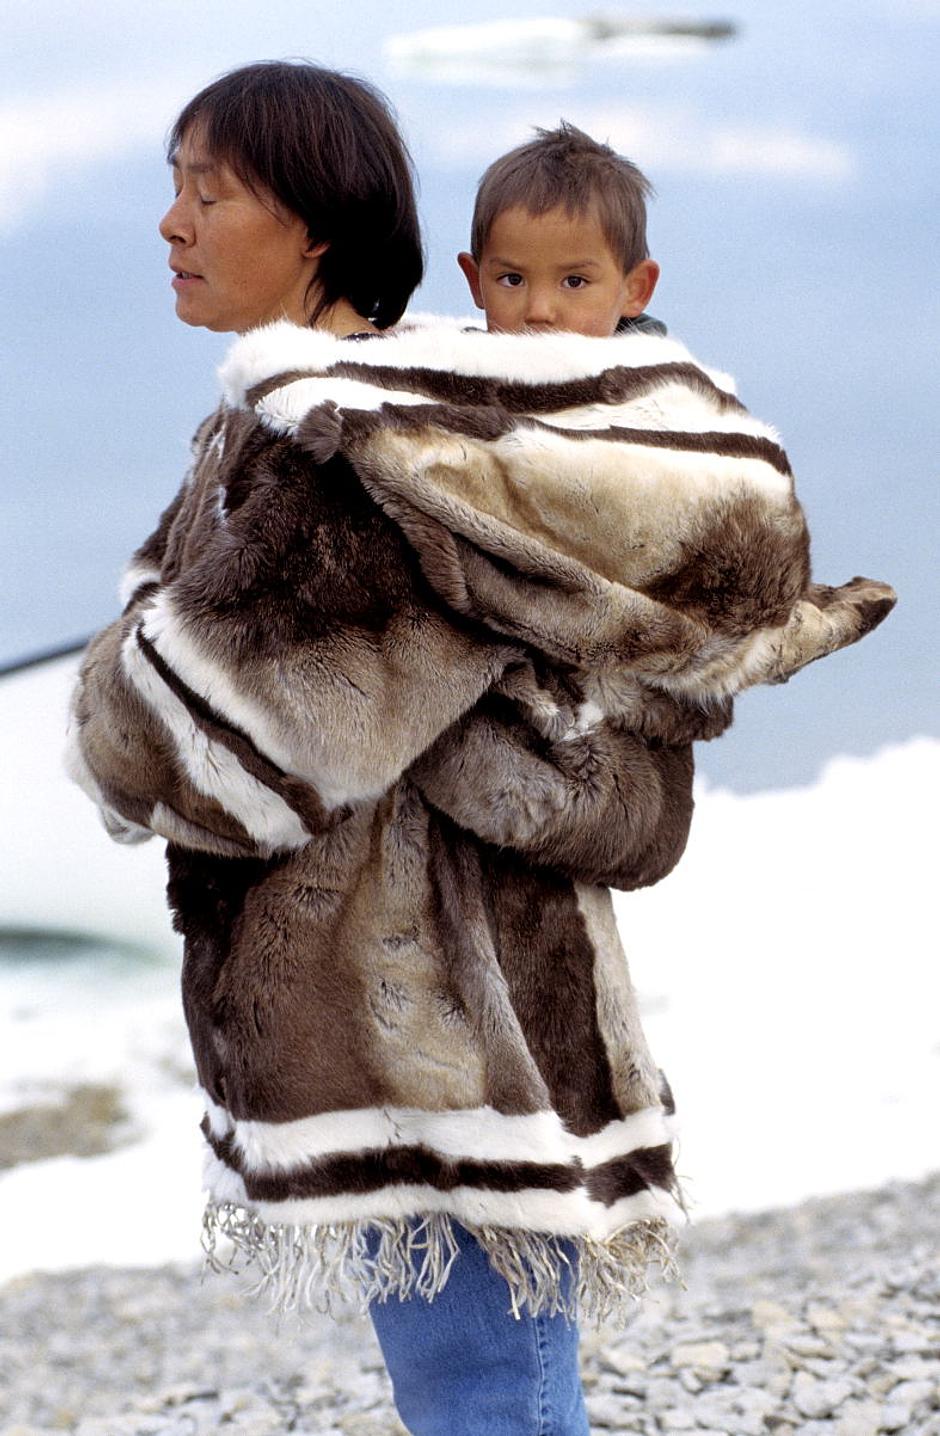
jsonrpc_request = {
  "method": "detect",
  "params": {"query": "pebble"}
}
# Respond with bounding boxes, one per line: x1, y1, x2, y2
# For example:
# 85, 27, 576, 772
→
657, 1411, 696, 1430
599, 1347, 645, 1378
792, 1370, 855, 1418
584, 1392, 627, 1428
834, 1399, 883, 1436
730, 1340, 760, 1361
670, 1339, 731, 1378
1, 1173, 937, 1436
807, 1301, 850, 1334
750, 1298, 797, 1332
785, 1332, 835, 1357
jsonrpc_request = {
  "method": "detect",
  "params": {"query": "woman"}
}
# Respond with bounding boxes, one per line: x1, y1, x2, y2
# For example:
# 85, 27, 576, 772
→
68, 59, 893, 1436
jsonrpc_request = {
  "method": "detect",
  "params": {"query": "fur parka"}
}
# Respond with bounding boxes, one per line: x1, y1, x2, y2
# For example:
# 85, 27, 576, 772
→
67, 319, 894, 1319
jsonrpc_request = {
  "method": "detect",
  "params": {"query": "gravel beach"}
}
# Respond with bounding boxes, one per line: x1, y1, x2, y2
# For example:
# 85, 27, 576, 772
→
1, 1173, 937, 1435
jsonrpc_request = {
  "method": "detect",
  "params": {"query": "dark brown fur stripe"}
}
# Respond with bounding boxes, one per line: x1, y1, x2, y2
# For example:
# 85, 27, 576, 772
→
203, 1124, 582, 1202
586, 1144, 676, 1207
170, 846, 274, 1112
329, 360, 750, 419
248, 360, 748, 422
531, 421, 792, 477
134, 627, 338, 836
482, 851, 622, 1139
203, 1123, 676, 1207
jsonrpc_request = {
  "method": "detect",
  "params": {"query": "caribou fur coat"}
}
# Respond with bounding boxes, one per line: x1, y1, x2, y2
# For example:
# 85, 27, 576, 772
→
67, 319, 895, 1319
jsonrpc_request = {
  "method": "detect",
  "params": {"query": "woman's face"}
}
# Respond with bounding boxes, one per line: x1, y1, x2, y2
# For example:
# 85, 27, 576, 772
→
159, 126, 320, 333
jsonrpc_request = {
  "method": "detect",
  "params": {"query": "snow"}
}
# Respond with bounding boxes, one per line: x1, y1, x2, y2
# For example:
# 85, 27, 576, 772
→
615, 735, 940, 1220
0, 657, 178, 957
0, 656, 937, 1282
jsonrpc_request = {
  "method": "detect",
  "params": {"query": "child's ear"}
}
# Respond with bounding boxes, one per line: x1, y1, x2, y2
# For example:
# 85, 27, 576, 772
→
621, 259, 660, 317
457, 252, 485, 310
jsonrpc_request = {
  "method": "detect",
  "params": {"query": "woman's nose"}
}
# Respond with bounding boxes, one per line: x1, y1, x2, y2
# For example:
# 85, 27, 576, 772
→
159, 194, 192, 245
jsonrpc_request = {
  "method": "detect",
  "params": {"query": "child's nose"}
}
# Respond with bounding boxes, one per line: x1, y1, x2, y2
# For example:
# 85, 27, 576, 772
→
524, 287, 557, 326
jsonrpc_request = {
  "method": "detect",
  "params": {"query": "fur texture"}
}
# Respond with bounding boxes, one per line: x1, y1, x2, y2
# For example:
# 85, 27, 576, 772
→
68, 318, 894, 1317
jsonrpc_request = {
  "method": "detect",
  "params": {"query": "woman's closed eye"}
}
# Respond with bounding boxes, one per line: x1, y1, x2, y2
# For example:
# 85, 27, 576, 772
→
170, 187, 215, 207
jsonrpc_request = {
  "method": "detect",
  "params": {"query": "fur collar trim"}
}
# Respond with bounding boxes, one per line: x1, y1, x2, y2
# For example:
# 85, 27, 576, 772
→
218, 314, 738, 411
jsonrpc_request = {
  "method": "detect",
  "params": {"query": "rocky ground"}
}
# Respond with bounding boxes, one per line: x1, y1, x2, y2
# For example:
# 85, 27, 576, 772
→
0, 1173, 937, 1436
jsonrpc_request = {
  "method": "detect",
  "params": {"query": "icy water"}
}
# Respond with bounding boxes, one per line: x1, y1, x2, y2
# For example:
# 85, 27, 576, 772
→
2, 0, 937, 790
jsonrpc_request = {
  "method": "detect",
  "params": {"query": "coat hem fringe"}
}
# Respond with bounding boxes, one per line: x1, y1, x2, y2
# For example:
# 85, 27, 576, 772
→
200, 1201, 680, 1325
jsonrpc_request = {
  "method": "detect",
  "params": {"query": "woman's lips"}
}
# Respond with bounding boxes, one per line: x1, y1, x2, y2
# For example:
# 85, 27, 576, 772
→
172, 272, 204, 290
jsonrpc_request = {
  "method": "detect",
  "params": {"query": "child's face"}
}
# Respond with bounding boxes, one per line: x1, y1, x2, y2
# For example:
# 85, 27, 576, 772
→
458, 204, 659, 337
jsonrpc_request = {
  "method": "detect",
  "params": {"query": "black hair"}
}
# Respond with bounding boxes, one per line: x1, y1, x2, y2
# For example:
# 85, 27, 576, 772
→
169, 60, 424, 328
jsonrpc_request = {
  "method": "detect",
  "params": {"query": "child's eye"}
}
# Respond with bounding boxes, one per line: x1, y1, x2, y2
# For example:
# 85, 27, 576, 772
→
496, 273, 524, 288
562, 275, 588, 290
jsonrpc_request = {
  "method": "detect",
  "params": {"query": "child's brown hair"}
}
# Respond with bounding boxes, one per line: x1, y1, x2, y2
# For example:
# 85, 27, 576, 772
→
470, 122, 654, 274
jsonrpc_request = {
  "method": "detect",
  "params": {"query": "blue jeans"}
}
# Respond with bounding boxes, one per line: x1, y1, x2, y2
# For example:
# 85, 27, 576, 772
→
367, 1221, 590, 1436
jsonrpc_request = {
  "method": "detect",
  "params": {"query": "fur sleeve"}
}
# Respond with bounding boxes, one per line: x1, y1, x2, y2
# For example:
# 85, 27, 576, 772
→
410, 685, 694, 892
68, 427, 509, 858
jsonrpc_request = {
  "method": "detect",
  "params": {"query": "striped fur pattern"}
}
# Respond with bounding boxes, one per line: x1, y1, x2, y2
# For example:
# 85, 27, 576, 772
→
68, 319, 894, 1318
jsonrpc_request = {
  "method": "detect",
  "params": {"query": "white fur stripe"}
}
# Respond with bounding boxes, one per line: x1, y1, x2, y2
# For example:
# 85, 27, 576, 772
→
121, 630, 309, 854
548, 392, 775, 441
559, 699, 604, 742
255, 375, 433, 436
118, 563, 161, 608
202, 1150, 685, 1239
138, 591, 302, 778
197, 1092, 674, 1175
486, 423, 792, 502
202, 1093, 234, 1140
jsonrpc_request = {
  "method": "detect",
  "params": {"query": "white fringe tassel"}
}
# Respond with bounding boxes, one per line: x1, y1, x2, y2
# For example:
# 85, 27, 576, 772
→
201, 1203, 680, 1325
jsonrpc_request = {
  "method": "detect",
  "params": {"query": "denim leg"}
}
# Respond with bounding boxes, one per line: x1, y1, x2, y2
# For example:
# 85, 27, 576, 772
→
366, 1222, 590, 1436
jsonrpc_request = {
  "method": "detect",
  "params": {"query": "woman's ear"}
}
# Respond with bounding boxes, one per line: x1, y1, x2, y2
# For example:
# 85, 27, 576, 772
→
304, 239, 330, 262
457, 251, 485, 310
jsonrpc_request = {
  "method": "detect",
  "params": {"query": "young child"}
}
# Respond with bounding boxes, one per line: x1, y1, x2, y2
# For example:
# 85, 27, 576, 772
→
457, 121, 663, 340
447, 122, 709, 779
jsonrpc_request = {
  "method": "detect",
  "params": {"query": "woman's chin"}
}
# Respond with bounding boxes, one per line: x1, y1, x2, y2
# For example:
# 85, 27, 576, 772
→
173, 296, 207, 328
172, 290, 228, 331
